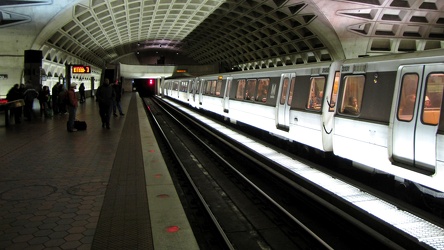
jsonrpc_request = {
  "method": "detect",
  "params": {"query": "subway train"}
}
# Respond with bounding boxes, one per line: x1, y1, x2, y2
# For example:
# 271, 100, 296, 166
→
159, 50, 444, 197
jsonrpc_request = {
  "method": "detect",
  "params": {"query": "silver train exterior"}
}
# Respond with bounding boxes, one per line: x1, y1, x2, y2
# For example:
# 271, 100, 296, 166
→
160, 50, 444, 194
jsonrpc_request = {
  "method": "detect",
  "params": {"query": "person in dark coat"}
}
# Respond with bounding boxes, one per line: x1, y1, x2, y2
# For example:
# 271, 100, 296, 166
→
96, 78, 115, 129
6, 84, 23, 124
58, 84, 67, 115
52, 82, 60, 115
23, 85, 39, 121
112, 81, 124, 116
38, 86, 51, 117
79, 83, 86, 103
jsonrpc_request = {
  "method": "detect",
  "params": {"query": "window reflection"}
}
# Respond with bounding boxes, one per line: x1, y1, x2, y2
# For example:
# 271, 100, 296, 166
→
397, 74, 419, 122
236, 79, 246, 100
422, 73, 444, 125
256, 79, 269, 103
339, 75, 365, 116
280, 77, 289, 105
306, 76, 325, 111
245, 79, 257, 101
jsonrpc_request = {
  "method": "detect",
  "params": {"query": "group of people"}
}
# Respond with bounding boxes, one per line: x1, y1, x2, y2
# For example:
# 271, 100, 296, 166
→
5, 79, 125, 132
67, 79, 124, 132
6, 83, 42, 123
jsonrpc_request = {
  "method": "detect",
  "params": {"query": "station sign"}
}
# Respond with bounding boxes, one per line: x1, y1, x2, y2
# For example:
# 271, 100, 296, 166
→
176, 69, 187, 73
72, 65, 91, 74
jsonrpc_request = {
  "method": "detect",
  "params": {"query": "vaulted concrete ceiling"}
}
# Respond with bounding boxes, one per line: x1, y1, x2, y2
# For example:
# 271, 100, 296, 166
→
1, 0, 443, 70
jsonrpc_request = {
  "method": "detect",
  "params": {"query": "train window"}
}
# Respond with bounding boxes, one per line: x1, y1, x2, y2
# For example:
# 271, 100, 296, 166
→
215, 80, 223, 96
287, 77, 295, 106
236, 79, 246, 100
204, 80, 210, 94
180, 81, 188, 92
280, 77, 289, 105
256, 78, 269, 103
187, 81, 192, 93
192, 81, 198, 94
329, 72, 340, 112
245, 79, 257, 101
421, 73, 444, 125
397, 74, 419, 122
173, 81, 179, 91
339, 75, 365, 116
211, 80, 217, 95
200, 80, 206, 94
194, 81, 200, 94
306, 76, 326, 111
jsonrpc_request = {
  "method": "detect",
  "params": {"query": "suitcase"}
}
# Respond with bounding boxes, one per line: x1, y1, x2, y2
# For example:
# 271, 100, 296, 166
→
74, 120, 87, 130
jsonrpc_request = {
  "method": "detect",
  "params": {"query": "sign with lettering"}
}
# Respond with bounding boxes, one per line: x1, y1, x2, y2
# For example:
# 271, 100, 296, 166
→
72, 65, 91, 74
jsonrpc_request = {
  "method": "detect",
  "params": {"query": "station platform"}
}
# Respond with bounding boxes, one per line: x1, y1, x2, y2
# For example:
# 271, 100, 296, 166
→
0, 93, 198, 249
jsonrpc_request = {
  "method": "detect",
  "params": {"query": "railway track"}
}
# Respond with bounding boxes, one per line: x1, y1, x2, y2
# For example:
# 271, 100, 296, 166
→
142, 96, 435, 249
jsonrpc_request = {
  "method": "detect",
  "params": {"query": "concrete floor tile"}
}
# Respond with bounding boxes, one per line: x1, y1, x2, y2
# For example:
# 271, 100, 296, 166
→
28, 236, 50, 245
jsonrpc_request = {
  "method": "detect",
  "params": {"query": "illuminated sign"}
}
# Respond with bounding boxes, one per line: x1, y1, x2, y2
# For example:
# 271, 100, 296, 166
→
176, 69, 187, 73
72, 65, 91, 74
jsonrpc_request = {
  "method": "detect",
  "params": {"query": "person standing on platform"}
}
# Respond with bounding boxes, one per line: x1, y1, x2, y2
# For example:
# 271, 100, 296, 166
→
38, 86, 51, 118
6, 83, 23, 124
52, 82, 60, 115
96, 78, 115, 129
23, 84, 39, 121
79, 83, 86, 103
112, 81, 124, 117
58, 84, 67, 115
67, 83, 79, 132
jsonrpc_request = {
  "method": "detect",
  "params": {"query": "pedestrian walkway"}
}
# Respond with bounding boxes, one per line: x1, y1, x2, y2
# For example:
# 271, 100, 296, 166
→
0, 92, 198, 249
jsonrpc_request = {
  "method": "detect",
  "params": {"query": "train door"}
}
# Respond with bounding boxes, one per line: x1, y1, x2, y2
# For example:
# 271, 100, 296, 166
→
198, 79, 204, 105
276, 73, 295, 131
392, 64, 444, 174
191, 78, 197, 103
223, 77, 232, 113
187, 80, 193, 102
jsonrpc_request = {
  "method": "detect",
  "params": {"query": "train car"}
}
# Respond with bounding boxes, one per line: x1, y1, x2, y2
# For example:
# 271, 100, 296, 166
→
160, 51, 444, 194
220, 61, 341, 152
333, 51, 444, 194
164, 61, 341, 152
